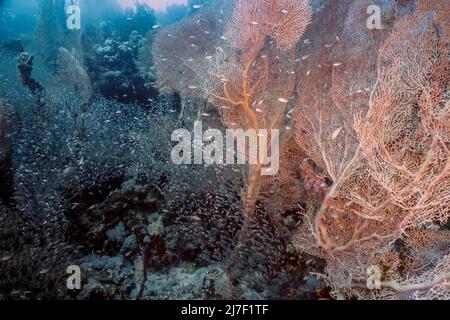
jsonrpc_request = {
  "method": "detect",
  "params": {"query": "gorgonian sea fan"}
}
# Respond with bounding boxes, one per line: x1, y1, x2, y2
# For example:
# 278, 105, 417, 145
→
293, 2, 449, 299
226, 0, 313, 50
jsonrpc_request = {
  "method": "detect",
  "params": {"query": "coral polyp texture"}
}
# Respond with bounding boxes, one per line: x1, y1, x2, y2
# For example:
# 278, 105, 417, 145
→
0, 0, 448, 301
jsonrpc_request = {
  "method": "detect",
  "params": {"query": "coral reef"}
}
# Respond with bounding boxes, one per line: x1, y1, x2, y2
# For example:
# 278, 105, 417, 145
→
0, 0, 447, 301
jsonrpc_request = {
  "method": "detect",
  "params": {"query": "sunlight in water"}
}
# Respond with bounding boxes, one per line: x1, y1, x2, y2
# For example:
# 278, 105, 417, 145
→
118, 0, 188, 11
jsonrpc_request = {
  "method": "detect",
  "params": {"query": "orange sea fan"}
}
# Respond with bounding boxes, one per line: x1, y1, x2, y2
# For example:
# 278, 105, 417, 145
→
226, 0, 312, 50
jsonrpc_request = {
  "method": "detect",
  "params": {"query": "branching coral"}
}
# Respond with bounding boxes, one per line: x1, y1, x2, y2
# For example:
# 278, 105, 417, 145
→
355, 14, 449, 229
292, 2, 449, 299
226, 0, 312, 50
153, 0, 312, 229
56, 47, 93, 106
153, 0, 447, 299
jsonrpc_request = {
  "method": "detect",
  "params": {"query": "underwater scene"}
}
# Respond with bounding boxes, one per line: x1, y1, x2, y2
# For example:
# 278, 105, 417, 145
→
0, 0, 448, 301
